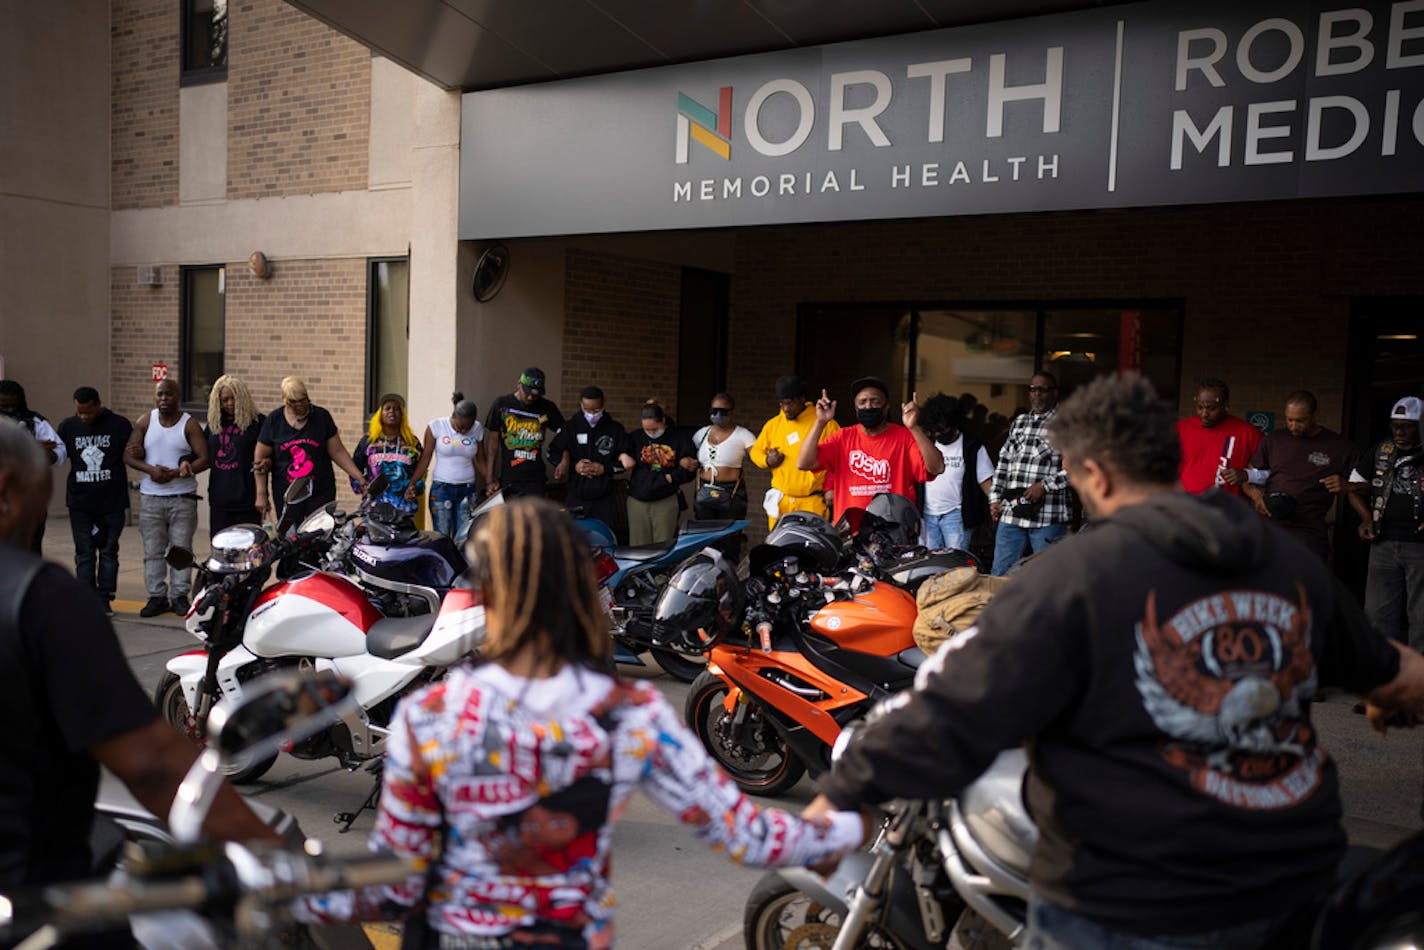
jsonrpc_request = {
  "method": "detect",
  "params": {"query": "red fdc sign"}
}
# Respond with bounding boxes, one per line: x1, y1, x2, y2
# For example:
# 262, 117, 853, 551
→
152, 363, 168, 382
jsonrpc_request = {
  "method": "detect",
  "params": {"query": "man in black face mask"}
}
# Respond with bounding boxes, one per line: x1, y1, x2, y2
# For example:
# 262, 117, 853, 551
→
797, 376, 942, 522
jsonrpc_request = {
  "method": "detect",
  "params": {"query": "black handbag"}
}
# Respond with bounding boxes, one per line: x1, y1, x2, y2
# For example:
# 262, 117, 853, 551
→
695, 480, 737, 515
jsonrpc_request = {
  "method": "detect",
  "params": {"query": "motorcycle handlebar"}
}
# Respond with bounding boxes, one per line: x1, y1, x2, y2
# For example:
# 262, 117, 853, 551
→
2, 845, 411, 940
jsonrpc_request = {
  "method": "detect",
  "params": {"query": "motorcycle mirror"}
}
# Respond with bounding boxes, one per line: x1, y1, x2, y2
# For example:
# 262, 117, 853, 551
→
169, 671, 356, 844
284, 475, 314, 506
366, 474, 389, 497
165, 546, 195, 570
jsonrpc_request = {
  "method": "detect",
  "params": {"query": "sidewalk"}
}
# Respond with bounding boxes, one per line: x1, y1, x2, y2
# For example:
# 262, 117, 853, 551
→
41, 501, 212, 616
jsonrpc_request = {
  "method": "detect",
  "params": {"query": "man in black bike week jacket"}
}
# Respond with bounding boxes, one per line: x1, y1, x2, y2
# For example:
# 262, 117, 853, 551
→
810, 374, 1424, 947
0, 420, 278, 910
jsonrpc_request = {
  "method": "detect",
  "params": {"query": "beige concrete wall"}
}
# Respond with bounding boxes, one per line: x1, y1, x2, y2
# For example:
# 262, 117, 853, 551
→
0, 1, 112, 513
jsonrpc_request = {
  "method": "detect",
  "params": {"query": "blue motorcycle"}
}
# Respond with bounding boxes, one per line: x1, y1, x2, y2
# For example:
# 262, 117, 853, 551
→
462, 490, 747, 681
577, 512, 747, 682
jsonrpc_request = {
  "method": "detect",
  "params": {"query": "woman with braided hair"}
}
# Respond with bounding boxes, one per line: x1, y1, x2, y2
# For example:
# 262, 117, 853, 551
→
204, 374, 265, 536
298, 497, 863, 947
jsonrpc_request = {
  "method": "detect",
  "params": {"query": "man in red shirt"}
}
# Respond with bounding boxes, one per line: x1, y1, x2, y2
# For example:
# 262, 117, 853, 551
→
797, 376, 943, 521
1176, 378, 1261, 497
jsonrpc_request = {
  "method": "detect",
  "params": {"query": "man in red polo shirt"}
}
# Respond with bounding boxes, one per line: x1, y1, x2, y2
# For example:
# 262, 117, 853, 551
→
797, 376, 942, 521
1176, 378, 1261, 497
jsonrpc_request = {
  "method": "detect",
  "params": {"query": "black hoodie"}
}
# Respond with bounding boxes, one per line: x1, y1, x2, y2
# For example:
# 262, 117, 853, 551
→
822, 489, 1400, 935
548, 411, 627, 502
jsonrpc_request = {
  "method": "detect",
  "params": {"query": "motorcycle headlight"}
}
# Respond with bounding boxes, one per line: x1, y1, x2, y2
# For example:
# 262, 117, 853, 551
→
205, 524, 270, 573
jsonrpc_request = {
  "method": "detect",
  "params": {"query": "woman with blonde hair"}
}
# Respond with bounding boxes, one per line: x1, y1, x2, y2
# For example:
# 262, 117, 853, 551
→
204, 374, 265, 536
254, 376, 365, 524
297, 497, 862, 947
352, 393, 423, 516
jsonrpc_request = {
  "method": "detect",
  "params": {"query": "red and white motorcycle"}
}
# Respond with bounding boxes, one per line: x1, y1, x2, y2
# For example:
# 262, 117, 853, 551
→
155, 476, 486, 784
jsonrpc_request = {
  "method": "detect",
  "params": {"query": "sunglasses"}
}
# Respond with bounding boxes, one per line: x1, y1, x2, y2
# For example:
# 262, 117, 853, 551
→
1027, 385, 1056, 393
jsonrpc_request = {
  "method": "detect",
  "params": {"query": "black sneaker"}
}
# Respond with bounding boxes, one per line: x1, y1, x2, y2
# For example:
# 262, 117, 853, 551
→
139, 596, 169, 618
102, 599, 114, 617
170, 595, 191, 617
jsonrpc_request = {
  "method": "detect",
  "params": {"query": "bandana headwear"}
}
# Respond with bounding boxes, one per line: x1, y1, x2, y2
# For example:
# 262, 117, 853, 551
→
1390, 396, 1422, 422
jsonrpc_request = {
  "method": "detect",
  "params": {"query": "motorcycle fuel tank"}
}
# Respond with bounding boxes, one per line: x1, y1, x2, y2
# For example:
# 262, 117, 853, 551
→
351, 533, 465, 590
808, 583, 918, 657
246, 572, 383, 659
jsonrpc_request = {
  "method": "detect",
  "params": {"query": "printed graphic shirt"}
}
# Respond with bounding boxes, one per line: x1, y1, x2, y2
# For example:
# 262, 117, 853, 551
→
924, 434, 994, 516
428, 417, 485, 485
988, 409, 1071, 527
258, 405, 340, 510
822, 491, 1400, 935
295, 664, 862, 946
206, 414, 264, 511
749, 404, 840, 500
1350, 440, 1424, 543
815, 423, 931, 521
354, 435, 423, 514
624, 427, 697, 502
56, 409, 133, 513
1249, 427, 1359, 539
1176, 414, 1262, 497
486, 395, 565, 487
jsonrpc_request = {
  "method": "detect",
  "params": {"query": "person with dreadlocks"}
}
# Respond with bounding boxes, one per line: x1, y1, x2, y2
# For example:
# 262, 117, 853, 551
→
204, 374, 266, 538
297, 498, 864, 948
0, 379, 66, 552
352, 393, 424, 517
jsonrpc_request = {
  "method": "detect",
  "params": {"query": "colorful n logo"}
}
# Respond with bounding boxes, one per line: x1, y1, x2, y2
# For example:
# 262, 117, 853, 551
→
675, 87, 732, 164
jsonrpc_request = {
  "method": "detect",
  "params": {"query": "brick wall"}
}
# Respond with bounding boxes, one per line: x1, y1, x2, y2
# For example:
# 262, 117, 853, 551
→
222, 258, 368, 437
110, 259, 368, 439
226, 0, 370, 199
111, 0, 179, 210
562, 250, 682, 424
111, 268, 180, 421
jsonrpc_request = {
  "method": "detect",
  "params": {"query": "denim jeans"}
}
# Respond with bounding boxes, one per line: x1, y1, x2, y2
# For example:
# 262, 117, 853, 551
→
1026, 896, 1298, 949
70, 508, 127, 599
1364, 539, 1424, 652
991, 520, 1067, 576
139, 493, 197, 599
924, 509, 967, 550
429, 481, 477, 541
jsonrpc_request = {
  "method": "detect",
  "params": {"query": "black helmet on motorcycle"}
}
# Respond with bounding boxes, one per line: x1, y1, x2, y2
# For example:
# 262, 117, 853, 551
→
763, 511, 843, 572
862, 492, 921, 547
653, 548, 744, 655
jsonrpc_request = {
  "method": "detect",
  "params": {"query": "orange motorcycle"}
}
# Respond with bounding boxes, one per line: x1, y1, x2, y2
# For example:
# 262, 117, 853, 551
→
657, 512, 966, 796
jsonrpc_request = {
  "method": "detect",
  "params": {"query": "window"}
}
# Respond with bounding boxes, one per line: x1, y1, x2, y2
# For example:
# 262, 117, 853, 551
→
180, 265, 225, 405
182, 0, 228, 83
367, 258, 410, 412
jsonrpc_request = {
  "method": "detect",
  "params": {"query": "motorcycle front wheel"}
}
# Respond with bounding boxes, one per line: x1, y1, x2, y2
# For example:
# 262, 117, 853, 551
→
649, 646, 706, 684
155, 673, 277, 784
686, 672, 805, 796
744, 872, 910, 950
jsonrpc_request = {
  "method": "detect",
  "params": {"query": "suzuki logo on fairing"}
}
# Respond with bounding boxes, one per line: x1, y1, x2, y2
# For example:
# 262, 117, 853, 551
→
848, 449, 890, 481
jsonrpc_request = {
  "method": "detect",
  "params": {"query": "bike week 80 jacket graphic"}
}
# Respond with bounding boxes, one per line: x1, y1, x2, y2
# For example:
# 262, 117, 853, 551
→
1134, 585, 1324, 811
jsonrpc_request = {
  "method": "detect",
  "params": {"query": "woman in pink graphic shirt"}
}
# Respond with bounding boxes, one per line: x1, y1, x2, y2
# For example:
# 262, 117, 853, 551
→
254, 376, 366, 525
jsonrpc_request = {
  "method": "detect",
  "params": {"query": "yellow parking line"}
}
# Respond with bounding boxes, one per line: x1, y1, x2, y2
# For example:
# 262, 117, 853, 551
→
111, 599, 147, 614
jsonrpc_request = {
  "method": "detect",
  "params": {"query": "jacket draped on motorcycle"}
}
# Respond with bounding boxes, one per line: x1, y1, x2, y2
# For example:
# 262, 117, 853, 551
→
295, 663, 860, 946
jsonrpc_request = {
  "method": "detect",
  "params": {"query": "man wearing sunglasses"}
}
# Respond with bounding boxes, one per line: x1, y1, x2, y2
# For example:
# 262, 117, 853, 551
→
988, 371, 1072, 575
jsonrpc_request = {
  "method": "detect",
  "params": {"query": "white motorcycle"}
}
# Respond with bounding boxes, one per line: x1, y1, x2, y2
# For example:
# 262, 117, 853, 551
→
155, 476, 486, 785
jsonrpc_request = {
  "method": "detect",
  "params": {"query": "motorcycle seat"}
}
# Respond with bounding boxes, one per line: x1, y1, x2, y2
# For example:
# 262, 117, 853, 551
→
896, 646, 929, 668
959, 748, 1036, 879
616, 539, 677, 562
682, 519, 736, 533
367, 614, 438, 659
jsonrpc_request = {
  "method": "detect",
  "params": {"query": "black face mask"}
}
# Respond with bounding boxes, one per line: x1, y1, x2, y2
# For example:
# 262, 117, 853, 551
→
856, 407, 886, 429
710, 410, 730, 426
934, 430, 959, 445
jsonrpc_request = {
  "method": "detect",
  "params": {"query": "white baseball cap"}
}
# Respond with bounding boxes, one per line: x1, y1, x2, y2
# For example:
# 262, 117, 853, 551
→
1390, 396, 1422, 422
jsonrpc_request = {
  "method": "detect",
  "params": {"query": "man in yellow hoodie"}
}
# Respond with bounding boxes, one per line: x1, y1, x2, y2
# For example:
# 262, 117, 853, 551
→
749, 375, 841, 528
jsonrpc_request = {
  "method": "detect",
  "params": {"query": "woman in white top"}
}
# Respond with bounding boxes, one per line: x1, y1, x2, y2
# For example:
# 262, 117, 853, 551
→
410, 392, 488, 541
691, 392, 756, 522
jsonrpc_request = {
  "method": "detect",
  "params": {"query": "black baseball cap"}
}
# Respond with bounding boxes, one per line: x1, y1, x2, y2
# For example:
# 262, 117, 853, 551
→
775, 375, 806, 400
518, 367, 546, 396
849, 376, 890, 401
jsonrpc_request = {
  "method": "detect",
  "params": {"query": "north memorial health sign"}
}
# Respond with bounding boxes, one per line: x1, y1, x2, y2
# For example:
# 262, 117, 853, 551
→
458, 0, 1424, 239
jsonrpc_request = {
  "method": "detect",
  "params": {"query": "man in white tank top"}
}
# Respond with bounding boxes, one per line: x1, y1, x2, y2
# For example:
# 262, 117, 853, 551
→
124, 380, 209, 617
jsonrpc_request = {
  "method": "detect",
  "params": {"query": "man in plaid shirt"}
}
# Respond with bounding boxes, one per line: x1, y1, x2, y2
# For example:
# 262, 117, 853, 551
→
989, 371, 1073, 575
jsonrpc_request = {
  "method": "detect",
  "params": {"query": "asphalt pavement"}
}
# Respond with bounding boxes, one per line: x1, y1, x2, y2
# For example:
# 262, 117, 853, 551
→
39, 510, 1424, 949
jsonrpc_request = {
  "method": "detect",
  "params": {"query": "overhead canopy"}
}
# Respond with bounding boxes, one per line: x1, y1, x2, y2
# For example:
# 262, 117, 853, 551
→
285, 0, 1113, 91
